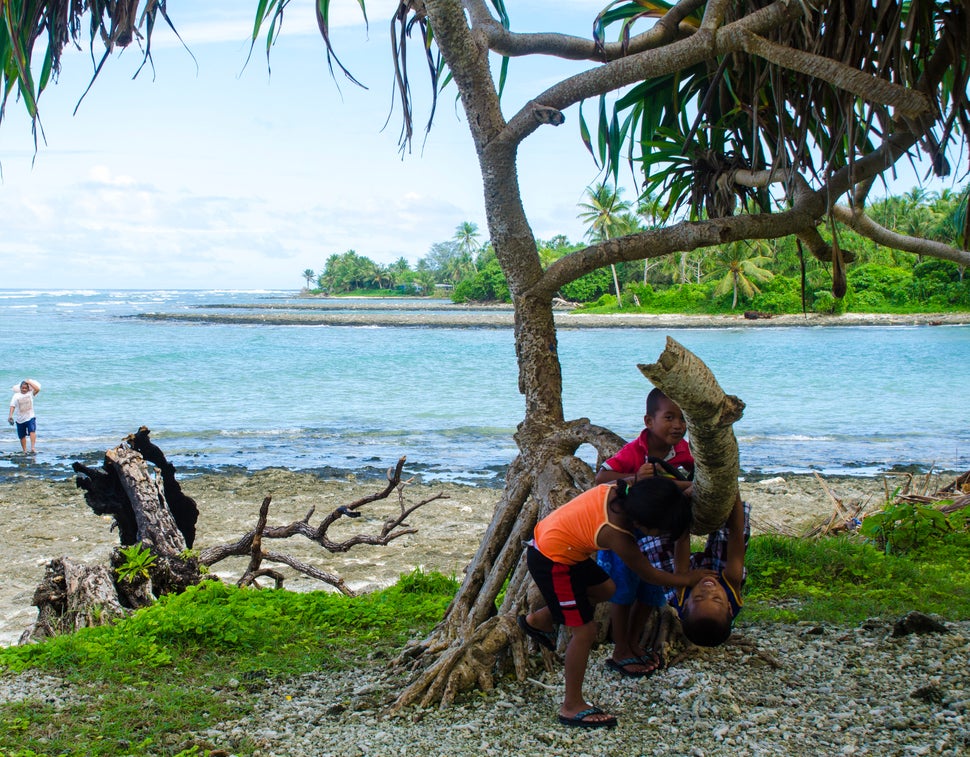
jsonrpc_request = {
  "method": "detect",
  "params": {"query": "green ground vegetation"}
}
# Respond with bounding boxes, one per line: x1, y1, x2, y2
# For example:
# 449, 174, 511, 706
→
302, 191, 970, 315
0, 571, 458, 757
2, 521, 968, 756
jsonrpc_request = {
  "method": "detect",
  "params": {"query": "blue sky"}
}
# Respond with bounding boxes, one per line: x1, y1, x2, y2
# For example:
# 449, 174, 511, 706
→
0, 1, 952, 290
0, 1, 622, 290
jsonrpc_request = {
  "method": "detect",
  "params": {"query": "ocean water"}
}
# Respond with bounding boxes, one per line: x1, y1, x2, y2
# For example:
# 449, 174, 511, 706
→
1, 289, 967, 485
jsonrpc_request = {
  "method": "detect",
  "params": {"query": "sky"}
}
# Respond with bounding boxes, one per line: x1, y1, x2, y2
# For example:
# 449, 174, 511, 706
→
0, 2, 956, 291
0, 1, 625, 290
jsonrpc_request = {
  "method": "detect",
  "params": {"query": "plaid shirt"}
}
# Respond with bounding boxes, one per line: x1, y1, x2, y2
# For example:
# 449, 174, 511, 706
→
638, 500, 751, 604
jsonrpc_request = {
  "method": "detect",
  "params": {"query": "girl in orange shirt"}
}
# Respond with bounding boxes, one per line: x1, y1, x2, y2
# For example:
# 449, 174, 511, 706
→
519, 477, 714, 729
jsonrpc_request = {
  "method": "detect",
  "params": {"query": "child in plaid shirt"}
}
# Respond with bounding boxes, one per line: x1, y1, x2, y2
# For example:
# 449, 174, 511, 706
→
641, 491, 749, 647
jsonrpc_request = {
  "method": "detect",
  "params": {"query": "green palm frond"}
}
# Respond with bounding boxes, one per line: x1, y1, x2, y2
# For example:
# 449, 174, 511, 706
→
594, 0, 970, 219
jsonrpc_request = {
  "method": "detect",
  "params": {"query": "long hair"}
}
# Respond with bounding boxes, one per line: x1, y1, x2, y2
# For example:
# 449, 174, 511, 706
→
613, 476, 690, 538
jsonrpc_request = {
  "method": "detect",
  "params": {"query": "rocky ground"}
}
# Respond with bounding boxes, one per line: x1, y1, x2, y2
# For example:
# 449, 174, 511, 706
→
2, 617, 966, 756
136, 307, 970, 329
1, 469, 966, 755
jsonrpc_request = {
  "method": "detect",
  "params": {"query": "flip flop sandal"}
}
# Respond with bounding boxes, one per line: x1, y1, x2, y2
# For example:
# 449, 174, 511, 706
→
517, 615, 557, 651
637, 650, 661, 677
557, 706, 618, 729
606, 656, 654, 678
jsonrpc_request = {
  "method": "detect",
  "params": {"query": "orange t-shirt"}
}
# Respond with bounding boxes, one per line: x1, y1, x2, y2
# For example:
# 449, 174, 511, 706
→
533, 484, 633, 565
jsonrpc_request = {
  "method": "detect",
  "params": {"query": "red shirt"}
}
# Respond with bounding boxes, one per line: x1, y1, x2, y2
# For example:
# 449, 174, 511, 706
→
601, 429, 693, 478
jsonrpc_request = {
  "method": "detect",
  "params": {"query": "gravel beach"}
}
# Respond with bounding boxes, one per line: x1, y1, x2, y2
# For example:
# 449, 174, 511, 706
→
1, 469, 966, 755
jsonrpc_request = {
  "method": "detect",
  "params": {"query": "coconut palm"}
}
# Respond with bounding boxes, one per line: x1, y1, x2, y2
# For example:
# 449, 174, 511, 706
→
302, 269, 316, 289
578, 183, 633, 301
453, 222, 482, 265
710, 241, 774, 309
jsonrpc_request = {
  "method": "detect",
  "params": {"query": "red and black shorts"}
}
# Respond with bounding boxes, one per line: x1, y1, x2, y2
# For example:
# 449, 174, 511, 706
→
526, 544, 610, 627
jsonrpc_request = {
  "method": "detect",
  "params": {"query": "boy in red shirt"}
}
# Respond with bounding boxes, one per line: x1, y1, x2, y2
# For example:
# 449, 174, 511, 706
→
594, 388, 694, 676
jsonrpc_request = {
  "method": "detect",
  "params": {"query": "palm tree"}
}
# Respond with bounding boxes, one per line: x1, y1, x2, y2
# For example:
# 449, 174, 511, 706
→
710, 241, 774, 309
302, 269, 316, 289
578, 183, 632, 302
453, 222, 482, 268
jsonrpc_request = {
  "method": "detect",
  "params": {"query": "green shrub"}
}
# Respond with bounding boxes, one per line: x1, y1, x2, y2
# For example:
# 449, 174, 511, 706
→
560, 267, 613, 302
812, 289, 847, 314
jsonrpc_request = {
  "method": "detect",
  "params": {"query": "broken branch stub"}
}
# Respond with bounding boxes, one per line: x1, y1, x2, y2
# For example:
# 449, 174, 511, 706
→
639, 336, 745, 534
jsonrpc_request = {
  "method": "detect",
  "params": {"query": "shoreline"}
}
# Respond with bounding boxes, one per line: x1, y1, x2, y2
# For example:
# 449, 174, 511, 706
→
0, 467, 946, 648
132, 305, 970, 329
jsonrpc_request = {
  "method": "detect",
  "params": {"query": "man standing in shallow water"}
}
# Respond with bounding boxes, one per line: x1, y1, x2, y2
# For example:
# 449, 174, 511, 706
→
8, 379, 41, 454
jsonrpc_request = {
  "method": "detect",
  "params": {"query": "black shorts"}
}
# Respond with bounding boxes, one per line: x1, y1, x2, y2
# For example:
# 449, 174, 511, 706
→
526, 544, 610, 627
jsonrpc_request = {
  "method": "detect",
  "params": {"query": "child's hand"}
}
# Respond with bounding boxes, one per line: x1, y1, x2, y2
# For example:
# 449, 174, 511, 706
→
685, 568, 718, 586
636, 461, 658, 479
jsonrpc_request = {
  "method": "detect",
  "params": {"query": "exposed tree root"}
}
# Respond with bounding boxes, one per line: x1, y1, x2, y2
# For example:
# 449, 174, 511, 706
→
391, 341, 746, 711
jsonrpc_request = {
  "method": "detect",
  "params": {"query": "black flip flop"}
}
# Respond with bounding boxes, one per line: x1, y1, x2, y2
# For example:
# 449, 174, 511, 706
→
557, 706, 618, 729
606, 656, 654, 678
517, 615, 556, 651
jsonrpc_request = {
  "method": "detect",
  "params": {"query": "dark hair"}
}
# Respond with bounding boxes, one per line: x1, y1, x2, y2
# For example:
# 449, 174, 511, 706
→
681, 612, 733, 647
614, 477, 690, 538
646, 387, 668, 417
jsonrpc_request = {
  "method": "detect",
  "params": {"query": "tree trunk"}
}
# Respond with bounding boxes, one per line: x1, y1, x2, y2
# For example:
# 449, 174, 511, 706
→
639, 337, 745, 534
26, 440, 204, 642
390, 0, 750, 710
21, 557, 128, 643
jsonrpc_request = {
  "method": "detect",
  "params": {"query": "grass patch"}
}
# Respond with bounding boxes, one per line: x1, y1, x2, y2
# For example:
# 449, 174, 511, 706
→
742, 531, 970, 623
0, 570, 458, 757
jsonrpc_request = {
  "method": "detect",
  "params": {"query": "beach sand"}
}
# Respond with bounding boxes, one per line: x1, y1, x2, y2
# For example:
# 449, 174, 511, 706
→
0, 468, 925, 647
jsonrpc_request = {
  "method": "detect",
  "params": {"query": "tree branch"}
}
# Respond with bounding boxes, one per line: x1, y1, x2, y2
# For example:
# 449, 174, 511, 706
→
465, 0, 700, 61
734, 31, 931, 118
496, 0, 804, 149
832, 204, 970, 266
198, 457, 444, 592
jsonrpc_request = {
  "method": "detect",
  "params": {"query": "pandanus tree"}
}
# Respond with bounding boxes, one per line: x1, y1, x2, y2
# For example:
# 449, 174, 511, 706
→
4, 0, 970, 709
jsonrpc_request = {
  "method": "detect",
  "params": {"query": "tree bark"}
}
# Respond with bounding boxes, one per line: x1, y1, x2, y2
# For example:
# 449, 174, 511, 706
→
21, 558, 127, 643
105, 445, 187, 556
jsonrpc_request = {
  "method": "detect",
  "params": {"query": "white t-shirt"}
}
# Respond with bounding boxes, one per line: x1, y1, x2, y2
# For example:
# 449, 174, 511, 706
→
10, 390, 35, 424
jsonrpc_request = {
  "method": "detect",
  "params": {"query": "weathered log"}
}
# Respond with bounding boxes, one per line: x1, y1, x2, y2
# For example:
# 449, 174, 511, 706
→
25, 437, 437, 643
20, 557, 128, 643
105, 445, 186, 556
640, 337, 745, 534
73, 458, 139, 544
128, 426, 199, 548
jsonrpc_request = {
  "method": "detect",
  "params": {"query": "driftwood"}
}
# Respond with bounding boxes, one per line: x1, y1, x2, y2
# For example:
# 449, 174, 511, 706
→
801, 469, 970, 538
128, 426, 199, 548
22, 431, 439, 643
72, 426, 198, 550
199, 457, 445, 594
